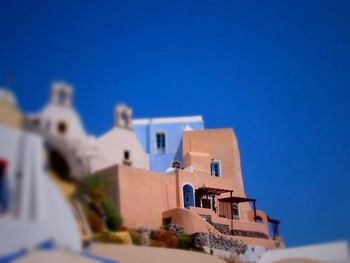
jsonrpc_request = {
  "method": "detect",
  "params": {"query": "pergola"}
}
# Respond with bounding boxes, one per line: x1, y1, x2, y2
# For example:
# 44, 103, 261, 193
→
196, 186, 257, 223
196, 186, 233, 196
195, 186, 233, 213
219, 196, 257, 222
196, 186, 281, 238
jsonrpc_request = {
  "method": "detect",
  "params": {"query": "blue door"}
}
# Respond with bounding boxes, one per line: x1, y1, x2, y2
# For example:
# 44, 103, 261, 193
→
183, 184, 194, 208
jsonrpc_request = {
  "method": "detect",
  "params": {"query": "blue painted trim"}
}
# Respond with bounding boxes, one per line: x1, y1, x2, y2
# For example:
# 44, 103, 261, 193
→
0, 249, 27, 263
36, 239, 56, 250
80, 252, 118, 263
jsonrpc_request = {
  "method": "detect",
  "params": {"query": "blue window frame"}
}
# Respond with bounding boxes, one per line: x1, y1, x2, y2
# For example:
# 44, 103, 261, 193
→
155, 132, 166, 153
210, 160, 221, 177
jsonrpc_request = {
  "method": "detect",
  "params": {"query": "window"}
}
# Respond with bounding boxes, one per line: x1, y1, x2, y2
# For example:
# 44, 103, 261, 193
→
200, 195, 215, 210
156, 132, 166, 153
210, 160, 221, 177
123, 150, 132, 166
57, 121, 67, 134
232, 203, 240, 220
124, 150, 130, 160
172, 160, 182, 169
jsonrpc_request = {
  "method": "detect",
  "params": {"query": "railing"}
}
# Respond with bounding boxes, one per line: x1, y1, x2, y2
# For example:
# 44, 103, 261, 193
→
189, 206, 270, 238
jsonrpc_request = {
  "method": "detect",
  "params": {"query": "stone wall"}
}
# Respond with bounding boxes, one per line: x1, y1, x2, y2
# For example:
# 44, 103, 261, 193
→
231, 229, 268, 239
162, 224, 184, 237
193, 233, 247, 254
211, 222, 231, 235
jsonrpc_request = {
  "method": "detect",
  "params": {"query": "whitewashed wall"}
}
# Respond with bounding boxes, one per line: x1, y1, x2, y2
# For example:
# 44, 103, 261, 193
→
0, 125, 81, 256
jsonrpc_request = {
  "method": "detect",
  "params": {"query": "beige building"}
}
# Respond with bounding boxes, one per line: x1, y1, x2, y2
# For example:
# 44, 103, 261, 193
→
97, 127, 284, 250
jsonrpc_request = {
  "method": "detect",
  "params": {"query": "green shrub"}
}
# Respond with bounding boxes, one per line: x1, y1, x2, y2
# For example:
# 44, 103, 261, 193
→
93, 232, 124, 244
100, 199, 122, 231
78, 175, 109, 200
177, 234, 192, 250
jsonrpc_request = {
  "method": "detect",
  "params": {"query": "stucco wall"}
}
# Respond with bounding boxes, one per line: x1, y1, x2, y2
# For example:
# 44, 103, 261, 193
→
163, 207, 281, 249
99, 165, 177, 229
99, 165, 255, 229
182, 128, 246, 196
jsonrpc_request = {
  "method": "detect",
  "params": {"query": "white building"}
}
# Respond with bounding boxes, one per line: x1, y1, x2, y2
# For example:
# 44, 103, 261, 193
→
90, 104, 149, 172
0, 125, 81, 255
25, 82, 95, 179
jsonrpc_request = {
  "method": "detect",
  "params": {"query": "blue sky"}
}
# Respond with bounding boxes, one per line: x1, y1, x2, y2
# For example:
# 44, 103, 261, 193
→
1, 0, 350, 247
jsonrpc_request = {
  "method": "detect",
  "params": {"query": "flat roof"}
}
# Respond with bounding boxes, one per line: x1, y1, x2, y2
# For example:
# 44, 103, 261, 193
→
132, 115, 203, 125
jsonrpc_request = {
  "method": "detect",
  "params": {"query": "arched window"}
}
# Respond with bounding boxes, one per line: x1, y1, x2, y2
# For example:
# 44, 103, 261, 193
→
182, 184, 194, 208
57, 121, 68, 135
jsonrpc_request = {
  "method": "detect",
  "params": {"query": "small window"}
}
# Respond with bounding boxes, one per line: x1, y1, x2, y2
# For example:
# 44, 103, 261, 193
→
57, 121, 67, 134
156, 132, 166, 153
123, 150, 132, 166
232, 203, 240, 220
172, 160, 182, 169
124, 150, 130, 160
210, 160, 221, 177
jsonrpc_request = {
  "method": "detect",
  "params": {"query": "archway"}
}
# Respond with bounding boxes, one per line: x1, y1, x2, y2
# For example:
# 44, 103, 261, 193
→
48, 148, 72, 182
182, 184, 194, 208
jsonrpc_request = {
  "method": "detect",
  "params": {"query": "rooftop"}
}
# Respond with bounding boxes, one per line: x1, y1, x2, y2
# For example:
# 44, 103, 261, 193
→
132, 115, 203, 125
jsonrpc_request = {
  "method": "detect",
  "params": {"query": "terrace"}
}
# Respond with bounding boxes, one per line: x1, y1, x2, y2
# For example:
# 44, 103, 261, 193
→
189, 186, 280, 240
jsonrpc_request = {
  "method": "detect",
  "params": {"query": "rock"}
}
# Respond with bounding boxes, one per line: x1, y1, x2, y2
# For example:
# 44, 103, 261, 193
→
162, 223, 184, 237
133, 225, 151, 245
